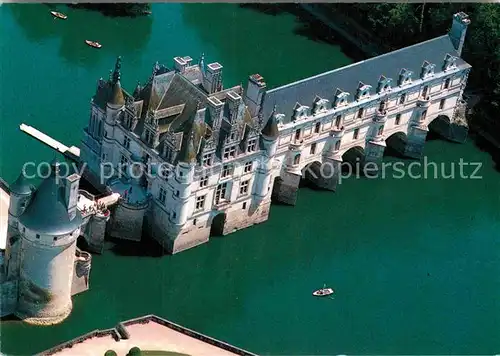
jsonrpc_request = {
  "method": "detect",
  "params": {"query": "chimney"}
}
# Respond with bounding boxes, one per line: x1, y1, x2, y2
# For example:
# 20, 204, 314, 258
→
207, 96, 224, 129
226, 91, 242, 123
174, 57, 187, 73
64, 173, 80, 220
449, 12, 470, 57
202, 62, 223, 94
245, 74, 266, 117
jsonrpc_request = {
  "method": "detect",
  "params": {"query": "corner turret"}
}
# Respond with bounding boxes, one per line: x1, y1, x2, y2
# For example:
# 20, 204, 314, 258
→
8, 172, 34, 218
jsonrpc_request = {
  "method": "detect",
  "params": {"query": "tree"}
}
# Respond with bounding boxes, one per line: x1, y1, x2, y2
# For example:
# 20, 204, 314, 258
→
104, 351, 117, 356
127, 346, 142, 356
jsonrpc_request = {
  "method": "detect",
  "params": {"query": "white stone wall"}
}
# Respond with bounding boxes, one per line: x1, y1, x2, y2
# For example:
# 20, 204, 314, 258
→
16, 226, 78, 324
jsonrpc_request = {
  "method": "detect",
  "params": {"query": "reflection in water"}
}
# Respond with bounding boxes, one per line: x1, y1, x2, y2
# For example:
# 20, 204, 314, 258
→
8, 4, 152, 67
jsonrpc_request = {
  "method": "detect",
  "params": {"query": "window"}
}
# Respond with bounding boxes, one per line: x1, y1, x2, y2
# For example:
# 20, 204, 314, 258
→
175, 190, 179, 197
202, 153, 212, 166
223, 145, 236, 159
215, 182, 228, 204
395, 114, 402, 125
22, 227, 26, 233
422, 86, 429, 98
314, 122, 321, 133
36, 234, 40, 239
193, 219, 197, 226
353, 128, 360, 139
242, 202, 247, 210
379, 101, 386, 112
399, 93, 406, 104
158, 187, 166, 204
247, 138, 257, 152
310, 143, 317, 155
200, 175, 209, 188
145, 130, 151, 144
244, 161, 253, 173
53, 236, 57, 241
293, 154, 301, 165
195, 195, 206, 210
439, 99, 446, 110
444, 78, 451, 89
221, 164, 231, 178
120, 154, 128, 167
295, 129, 301, 140
421, 110, 427, 121
377, 125, 384, 136
357, 108, 364, 119
102, 153, 107, 161
230, 132, 236, 140
334, 140, 341, 151
240, 180, 250, 195
334, 115, 342, 128
172, 212, 177, 219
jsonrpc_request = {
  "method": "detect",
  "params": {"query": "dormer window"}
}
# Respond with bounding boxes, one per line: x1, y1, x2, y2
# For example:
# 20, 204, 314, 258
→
377, 75, 392, 94
292, 103, 309, 121
443, 53, 457, 71
355, 82, 372, 100
246, 138, 257, 153
312, 97, 329, 115
334, 89, 350, 108
420, 61, 435, 79
398, 68, 413, 86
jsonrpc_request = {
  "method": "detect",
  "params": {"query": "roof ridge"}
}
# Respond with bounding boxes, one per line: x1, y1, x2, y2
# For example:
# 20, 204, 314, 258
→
268, 34, 451, 94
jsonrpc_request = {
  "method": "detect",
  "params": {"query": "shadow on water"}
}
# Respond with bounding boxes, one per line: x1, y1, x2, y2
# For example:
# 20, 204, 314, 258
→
238, 4, 367, 62
469, 132, 500, 173
108, 233, 165, 258
7, 4, 152, 67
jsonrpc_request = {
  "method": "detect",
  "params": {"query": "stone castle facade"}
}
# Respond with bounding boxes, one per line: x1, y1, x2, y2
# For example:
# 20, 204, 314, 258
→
81, 12, 471, 254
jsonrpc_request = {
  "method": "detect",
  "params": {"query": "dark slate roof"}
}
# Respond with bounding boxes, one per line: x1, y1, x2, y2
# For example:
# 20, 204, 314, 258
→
19, 162, 82, 236
261, 34, 471, 124
10, 172, 34, 195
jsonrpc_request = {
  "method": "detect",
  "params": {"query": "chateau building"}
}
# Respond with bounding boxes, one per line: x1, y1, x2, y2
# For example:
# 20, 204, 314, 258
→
79, 12, 471, 254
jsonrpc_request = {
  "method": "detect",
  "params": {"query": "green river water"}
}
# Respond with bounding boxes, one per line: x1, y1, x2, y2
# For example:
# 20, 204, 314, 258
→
0, 3, 499, 355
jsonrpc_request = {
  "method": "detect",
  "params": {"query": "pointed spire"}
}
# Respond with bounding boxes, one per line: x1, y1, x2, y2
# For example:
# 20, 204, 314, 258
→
199, 53, 205, 73
133, 81, 142, 98
112, 56, 122, 84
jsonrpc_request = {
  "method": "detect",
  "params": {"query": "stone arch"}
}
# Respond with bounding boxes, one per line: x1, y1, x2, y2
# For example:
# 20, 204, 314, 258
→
427, 115, 451, 140
210, 211, 227, 237
341, 145, 365, 167
384, 131, 408, 157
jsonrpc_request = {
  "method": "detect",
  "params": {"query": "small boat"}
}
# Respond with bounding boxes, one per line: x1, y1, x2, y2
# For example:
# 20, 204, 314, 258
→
85, 40, 102, 49
50, 11, 68, 20
313, 284, 334, 297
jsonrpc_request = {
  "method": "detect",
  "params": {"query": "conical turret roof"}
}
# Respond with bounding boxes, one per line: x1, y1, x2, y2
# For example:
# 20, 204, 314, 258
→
19, 160, 82, 236
261, 106, 279, 139
177, 129, 198, 164
110, 80, 125, 106
10, 171, 34, 196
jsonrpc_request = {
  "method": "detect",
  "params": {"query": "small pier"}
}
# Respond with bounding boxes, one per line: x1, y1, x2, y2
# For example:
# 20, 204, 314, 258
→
19, 124, 81, 162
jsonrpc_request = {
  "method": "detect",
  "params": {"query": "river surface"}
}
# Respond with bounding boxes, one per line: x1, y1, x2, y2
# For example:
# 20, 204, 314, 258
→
1, 4, 499, 355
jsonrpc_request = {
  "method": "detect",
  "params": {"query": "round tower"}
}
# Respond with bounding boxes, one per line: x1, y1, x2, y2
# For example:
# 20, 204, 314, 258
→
16, 161, 82, 325
172, 131, 196, 225
255, 107, 279, 201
